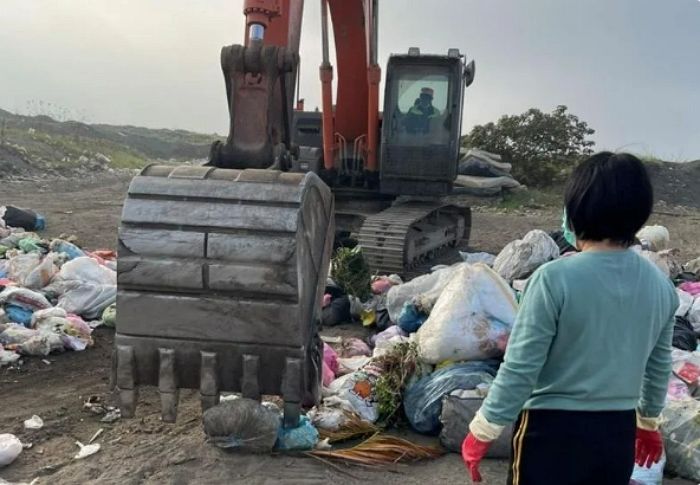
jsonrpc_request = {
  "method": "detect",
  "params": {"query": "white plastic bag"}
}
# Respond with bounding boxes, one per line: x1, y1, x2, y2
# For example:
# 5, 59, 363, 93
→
7, 252, 41, 286
49, 257, 116, 319
0, 287, 52, 311
325, 362, 383, 423
661, 398, 700, 481
675, 289, 693, 318
630, 453, 665, 485
416, 264, 518, 364
493, 230, 559, 282
688, 298, 700, 332
636, 225, 670, 252
386, 263, 466, 322
23, 253, 58, 289
0, 434, 22, 466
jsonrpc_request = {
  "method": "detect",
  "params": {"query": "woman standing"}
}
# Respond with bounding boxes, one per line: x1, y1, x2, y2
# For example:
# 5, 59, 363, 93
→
462, 152, 679, 485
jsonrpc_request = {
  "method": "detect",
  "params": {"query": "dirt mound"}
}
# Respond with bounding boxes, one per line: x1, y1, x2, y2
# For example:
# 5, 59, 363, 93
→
646, 160, 700, 209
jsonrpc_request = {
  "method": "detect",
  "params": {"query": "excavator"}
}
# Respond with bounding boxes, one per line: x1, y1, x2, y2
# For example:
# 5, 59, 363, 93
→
113, 0, 475, 427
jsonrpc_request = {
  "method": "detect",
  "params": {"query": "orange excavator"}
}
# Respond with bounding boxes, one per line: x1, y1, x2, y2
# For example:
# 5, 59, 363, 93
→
114, 0, 475, 426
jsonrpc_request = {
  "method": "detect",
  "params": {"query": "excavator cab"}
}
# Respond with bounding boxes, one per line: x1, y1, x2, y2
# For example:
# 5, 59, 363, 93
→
379, 48, 475, 196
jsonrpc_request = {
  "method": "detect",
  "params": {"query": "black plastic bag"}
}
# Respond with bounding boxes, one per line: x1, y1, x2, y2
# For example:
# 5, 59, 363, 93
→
202, 398, 279, 452
672, 316, 697, 352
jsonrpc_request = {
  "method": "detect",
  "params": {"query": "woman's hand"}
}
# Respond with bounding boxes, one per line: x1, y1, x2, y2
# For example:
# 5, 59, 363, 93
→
461, 432, 492, 482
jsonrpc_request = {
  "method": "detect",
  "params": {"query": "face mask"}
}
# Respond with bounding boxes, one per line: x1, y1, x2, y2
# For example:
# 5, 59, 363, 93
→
562, 210, 577, 248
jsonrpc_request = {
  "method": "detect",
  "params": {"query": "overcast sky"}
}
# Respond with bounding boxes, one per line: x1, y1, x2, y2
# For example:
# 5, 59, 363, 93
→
1, 0, 698, 160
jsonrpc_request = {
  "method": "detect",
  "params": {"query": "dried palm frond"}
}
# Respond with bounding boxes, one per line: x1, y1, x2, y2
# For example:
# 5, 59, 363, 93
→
309, 433, 444, 466
317, 412, 379, 443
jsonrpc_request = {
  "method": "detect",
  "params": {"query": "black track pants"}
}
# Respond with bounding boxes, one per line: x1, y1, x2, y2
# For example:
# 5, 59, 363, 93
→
507, 409, 636, 485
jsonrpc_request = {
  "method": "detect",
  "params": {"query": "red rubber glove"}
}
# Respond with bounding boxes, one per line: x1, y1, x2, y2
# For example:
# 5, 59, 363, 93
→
462, 432, 492, 482
635, 428, 663, 468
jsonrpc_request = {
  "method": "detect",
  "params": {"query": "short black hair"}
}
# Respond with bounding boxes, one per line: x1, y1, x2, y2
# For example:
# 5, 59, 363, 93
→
564, 152, 653, 246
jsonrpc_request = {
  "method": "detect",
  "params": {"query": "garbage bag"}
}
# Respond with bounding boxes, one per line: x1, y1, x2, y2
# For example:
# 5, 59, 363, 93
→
0, 206, 45, 231
636, 225, 670, 252
18, 237, 45, 254
439, 390, 513, 457
549, 230, 577, 255
7, 252, 42, 286
397, 301, 428, 333
322, 343, 338, 387
386, 263, 466, 323
673, 316, 698, 352
49, 239, 85, 260
0, 345, 20, 367
684, 257, 700, 276
458, 149, 512, 178
326, 361, 384, 423
18, 332, 65, 356
689, 298, 700, 333
0, 323, 37, 345
675, 289, 694, 318
493, 230, 559, 282
321, 295, 351, 327
202, 398, 280, 452
630, 454, 665, 485
459, 251, 496, 266
679, 281, 700, 297
47, 257, 116, 319
23, 253, 58, 290
404, 361, 498, 435
341, 337, 371, 358
370, 325, 408, 348
102, 303, 116, 328
0, 433, 22, 466
275, 415, 319, 451
416, 264, 517, 364
0, 287, 51, 311
5, 305, 33, 327
454, 175, 522, 196
660, 398, 700, 481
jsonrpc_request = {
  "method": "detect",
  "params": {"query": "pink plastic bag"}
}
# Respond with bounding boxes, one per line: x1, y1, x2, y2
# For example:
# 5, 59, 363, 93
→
322, 361, 335, 387
679, 281, 700, 296
340, 337, 371, 358
323, 343, 339, 374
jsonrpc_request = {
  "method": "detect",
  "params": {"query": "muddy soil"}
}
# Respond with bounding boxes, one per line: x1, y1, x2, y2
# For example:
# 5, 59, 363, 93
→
1, 176, 698, 484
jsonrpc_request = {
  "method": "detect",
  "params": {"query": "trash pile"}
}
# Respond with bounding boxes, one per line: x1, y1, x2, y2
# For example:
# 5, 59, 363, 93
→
202, 224, 700, 478
454, 148, 523, 196
0, 206, 117, 367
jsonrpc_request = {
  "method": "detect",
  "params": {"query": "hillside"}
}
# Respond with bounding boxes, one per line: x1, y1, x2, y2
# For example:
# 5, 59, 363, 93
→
0, 108, 219, 179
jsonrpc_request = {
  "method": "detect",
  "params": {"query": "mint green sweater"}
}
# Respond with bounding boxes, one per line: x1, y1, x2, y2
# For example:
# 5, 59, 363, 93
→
482, 249, 679, 426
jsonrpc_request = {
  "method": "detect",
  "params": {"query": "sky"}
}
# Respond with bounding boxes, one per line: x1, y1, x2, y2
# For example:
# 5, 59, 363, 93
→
1, 0, 698, 160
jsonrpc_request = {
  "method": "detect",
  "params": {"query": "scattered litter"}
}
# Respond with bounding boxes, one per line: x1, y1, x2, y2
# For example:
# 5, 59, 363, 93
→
202, 398, 279, 452
275, 415, 319, 451
630, 453, 665, 485
101, 409, 121, 423
74, 441, 100, 460
88, 428, 104, 444
23, 415, 44, 430
0, 434, 22, 466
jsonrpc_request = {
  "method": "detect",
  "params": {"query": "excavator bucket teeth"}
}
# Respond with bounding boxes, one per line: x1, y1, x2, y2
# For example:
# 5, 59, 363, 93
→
113, 165, 334, 427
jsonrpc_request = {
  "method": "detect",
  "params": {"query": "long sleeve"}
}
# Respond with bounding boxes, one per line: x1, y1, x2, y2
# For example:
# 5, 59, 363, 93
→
480, 270, 559, 425
637, 314, 674, 418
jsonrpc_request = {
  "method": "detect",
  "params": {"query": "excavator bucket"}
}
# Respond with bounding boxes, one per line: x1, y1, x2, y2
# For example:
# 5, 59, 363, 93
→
113, 165, 334, 427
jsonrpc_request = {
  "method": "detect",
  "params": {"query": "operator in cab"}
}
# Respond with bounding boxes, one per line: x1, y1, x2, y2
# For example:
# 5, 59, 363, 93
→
404, 87, 440, 134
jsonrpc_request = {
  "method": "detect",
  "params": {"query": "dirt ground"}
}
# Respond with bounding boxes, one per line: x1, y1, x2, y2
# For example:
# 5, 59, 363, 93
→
1, 175, 698, 484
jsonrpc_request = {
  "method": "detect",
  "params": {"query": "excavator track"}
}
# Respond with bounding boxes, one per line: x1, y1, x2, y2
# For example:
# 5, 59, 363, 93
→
357, 201, 471, 275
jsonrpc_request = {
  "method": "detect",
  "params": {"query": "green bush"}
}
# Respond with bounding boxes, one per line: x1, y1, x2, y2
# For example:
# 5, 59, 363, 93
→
463, 105, 595, 187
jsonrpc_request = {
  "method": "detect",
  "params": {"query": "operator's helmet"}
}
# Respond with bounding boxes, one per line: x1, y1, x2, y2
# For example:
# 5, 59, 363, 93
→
420, 87, 434, 102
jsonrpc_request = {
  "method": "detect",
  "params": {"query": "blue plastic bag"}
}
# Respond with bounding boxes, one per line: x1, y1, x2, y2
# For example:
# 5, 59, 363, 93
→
404, 361, 499, 435
275, 415, 319, 451
51, 241, 84, 260
5, 305, 34, 328
397, 302, 428, 333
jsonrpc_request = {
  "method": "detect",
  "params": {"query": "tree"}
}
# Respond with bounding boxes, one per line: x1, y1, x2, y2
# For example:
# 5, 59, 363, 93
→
463, 105, 595, 186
